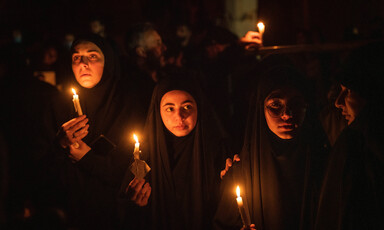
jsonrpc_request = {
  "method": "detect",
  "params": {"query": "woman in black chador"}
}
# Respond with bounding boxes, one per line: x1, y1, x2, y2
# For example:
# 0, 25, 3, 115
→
314, 42, 384, 230
39, 34, 139, 229
140, 72, 229, 230
214, 63, 329, 230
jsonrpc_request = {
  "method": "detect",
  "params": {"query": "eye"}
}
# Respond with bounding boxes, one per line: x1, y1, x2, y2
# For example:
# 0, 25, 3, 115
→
89, 54, 98, 60
72, 55, 80, 63
268, 100, 283, 109
165, 107, 174, 112
183, 104, 193, 111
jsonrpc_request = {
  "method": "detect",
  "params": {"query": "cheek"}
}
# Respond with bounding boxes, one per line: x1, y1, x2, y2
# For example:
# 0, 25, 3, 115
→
295, 112, 306, 126
72, 65, 81, 80
189, 112, 198, 129
264, 111, 277, 130
72, 64, 78, 73
346, 102, 358, 118
155, 47, 163, 56
160, 112, 172, 128
95, 64, 104, 82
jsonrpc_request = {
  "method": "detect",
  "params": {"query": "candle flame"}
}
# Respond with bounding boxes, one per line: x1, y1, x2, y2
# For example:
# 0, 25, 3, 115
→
133, 134, 139, 143
72, 88, 77, 95
236, 186, 240, 197
257, 22, 265, 32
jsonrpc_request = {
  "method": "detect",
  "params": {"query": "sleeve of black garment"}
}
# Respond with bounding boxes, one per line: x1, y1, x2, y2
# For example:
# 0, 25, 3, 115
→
75, 148, 131, 188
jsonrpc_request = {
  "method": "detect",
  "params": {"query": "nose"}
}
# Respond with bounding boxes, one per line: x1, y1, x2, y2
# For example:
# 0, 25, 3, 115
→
334, 90, 345, 109
281, 107, 293, 121
176, 109, 186, 121
80, 56, 89, 66
162, 43, 167, 52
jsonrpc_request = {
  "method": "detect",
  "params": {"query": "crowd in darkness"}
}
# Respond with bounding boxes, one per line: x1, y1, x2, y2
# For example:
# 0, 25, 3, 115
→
0, 13, 383, 230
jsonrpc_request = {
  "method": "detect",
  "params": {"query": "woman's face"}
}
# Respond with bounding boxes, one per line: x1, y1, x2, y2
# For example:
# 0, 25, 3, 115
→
72, 41, 105, 88
334, 84, 366, 125
264, 87, 307, 139
160, 90, 198, 137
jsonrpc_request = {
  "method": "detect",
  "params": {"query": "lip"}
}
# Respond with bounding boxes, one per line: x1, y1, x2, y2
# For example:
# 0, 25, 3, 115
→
341, 112, 350, 120
278, 124, 295, 130
174, 124, 187, 130
80, 73, 91, 77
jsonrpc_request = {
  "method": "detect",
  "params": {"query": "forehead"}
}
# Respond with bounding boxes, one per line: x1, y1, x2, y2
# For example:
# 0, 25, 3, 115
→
160, 90, 195, 105
265, 87, 304, 100
73, 41, 102, 54
143, 30, 161, 43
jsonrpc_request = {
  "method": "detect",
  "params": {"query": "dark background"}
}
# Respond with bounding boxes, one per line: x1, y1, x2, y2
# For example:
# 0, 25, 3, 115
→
1, 0, 384, 47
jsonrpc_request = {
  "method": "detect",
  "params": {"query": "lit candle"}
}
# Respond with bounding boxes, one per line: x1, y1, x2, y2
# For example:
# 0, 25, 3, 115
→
133, 134, 140, 159
72, 88, 83, 116
257, 22, 265, 40
236, 186, 251, 227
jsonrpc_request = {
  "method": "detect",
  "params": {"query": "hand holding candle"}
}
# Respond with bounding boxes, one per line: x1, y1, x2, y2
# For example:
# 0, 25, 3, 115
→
72, 88, 83, 116
236, 186, 251, 228
130, 134, 151, 178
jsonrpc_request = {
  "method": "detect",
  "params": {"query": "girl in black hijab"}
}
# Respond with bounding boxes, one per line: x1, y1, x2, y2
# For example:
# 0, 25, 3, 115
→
141, 71, 230, 230
214, 62, 329, 230
40, 34, 139, 230
314, 42, 384, 230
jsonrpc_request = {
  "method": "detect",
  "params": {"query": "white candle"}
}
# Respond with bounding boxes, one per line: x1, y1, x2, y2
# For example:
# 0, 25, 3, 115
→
133, 134, 140, 159
257, 22, 265, 42
72, 88, 83, 116
236, 186, 251, 227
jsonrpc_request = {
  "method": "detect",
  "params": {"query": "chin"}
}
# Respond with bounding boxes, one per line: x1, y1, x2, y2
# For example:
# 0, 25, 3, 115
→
172, 130, 192, 137
79, 81, 96, 89
277, 131, 296, 139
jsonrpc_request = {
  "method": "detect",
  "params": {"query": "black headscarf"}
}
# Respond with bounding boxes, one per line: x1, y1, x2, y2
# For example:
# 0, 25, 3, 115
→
143, 71, 229, 230
69, 34, 126, 144
315, 42, 384, 230
336, 41, 384, 102
214, 63, 329, 230
41, 34, 136, 229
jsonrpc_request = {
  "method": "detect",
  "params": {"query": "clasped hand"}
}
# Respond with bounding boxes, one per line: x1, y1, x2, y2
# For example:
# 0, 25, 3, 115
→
126, 178, 151, 207
57, 115, 90, 161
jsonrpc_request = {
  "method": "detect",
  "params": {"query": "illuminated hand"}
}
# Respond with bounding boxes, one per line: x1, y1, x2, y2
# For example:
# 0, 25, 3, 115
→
58, 115, 89, 148
68, 139, 91, 162
240, 31, 263, 51
241, 224, 256, 230
126, 178, 151, 207
220, 154, 240, 179
240, 31, 262, 44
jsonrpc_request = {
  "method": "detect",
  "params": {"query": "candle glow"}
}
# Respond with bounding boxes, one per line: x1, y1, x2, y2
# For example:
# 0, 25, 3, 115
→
133, 134, 139, 144
72, 88, 83, 116
257, 22, 265, 35
133, 134, 140, 158
236, 186, 251, 227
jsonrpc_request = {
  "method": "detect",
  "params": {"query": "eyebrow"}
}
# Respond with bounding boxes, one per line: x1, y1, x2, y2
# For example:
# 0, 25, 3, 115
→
162, 100, 193, 107
73, 49, 101, 54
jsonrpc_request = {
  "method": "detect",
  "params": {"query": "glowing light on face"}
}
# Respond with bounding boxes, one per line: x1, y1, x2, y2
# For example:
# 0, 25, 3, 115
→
72, 41, 105, 88
264, 87, 306, 139
160, 90, 198, 137
334, 84, 366, 125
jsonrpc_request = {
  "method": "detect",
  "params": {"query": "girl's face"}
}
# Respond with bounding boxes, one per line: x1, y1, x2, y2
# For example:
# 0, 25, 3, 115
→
334, 84, 366, 125
160, 90, 198, 137
264, 87, 307, 139
72, 41, 105, 88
